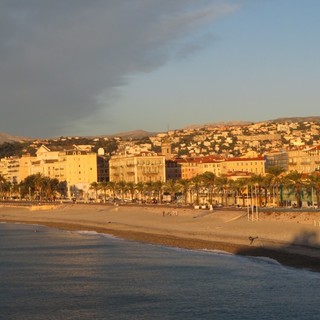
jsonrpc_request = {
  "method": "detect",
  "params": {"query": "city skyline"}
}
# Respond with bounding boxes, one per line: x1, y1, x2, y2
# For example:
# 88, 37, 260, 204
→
1, 1, 319, 138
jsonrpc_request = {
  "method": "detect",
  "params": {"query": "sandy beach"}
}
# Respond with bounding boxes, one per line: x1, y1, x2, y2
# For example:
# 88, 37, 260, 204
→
1, 203, 320, 272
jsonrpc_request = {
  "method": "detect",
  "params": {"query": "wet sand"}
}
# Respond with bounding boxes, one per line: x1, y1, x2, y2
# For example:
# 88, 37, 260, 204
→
1, 203, 320, 272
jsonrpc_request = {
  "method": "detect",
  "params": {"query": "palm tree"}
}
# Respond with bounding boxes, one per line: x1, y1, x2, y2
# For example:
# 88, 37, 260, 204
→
284, 171, 305, 208
266, 166, 286, 206
164, 179, 179, 203
234, 178, 250, 207
57, 181, 68, 199
90, 182, 100, 201
99, 181, 109, 202
144, 181, 154, 202
249, 174, 264, 207
307, 172, 320, 208
177, 179, 191, 205
126, 181, 136, 202
228, 179, 240, 206
29, 173, 46, 202
261, 174, 273, 207
116, 181, 127, 201
21, 175, 36, 200
43, 177, 59, 200
191, 175, 203, 205
0, 174, 6, 200
153, 181, 164, 203
215, 175, 229, 206
107, 181, 117, 199
1, 180, 12, 200
33, 173, 46, 201
201, 172, 216, 205
135, 182, 145, 202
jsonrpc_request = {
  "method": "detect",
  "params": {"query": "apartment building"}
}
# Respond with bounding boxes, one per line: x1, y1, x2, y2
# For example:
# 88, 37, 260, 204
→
30, 145, 97, 196
265, 146, 320, 174
176, 158, 200, 180
0, 157, 20, 183
173, 155, 265, 180
0, 154, 32, 184
197, 156, 224, 176
265, 151, 289, 171
223, 156, 265, 175
165, 159, 182, 181
109, 152, 166, 183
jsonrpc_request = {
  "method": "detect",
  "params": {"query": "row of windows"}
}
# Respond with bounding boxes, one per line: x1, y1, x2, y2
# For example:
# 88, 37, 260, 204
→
137, 161, 163, 165
232, 162, 262, 166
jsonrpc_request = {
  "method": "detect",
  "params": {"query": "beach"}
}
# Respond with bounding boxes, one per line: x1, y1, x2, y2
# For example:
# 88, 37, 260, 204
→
1, 203, 320, 271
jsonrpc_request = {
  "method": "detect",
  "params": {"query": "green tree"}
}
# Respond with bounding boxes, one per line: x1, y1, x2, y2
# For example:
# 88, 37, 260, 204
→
266, 166, 286, 206
307, 172, 320, 208
57, 181, 68, 199
135, 182, 145, 202
177, 179, 191, 205
107, 181, 117, 199
215, 175, 229, 206
201, 172, 216, 205
234, 178, 250, 207
164, 179, 179, 203
99, 181, 109, 202
90, 182, 100, 200
191, 175, 203, 205
116, 181, 127, 200
153, 181, 164, 203
0, 174, 7, 200
249, 174, 264, 207
284, 171, 305, 208
126, 182, 136, 202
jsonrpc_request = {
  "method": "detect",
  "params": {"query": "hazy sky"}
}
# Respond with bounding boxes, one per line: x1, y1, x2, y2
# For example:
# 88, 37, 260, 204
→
1, 0, 319, 138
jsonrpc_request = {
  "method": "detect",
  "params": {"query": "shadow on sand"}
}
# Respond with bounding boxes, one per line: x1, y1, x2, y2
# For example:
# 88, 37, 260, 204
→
236, 230, 320, 272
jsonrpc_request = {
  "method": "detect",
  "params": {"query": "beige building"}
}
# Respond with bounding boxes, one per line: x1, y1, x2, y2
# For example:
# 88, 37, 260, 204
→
0, 157, 20, 183
197, 156, 224, 176
265, 146, 320, 174
174, 155, 265, 180
30, 145, 97, 197
287, 146, 320, 173
0, 155, 32, 184
109, 152, 166, 183
223, 156, 265, 175
176, 158, 200, 180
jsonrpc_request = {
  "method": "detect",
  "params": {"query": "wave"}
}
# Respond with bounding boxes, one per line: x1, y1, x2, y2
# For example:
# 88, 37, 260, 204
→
73, 230, 124, 241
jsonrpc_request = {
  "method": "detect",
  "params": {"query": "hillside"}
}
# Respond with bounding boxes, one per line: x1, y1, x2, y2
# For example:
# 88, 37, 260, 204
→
104, 130, 157, 139
0, 132, 31, 143
270, 116, 320, 123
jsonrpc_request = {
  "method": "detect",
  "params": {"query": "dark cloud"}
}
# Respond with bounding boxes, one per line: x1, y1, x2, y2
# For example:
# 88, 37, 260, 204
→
0, 0, 238, 137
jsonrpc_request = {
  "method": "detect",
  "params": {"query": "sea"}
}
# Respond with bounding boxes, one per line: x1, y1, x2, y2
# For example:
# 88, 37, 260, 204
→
1, 223, 320, 320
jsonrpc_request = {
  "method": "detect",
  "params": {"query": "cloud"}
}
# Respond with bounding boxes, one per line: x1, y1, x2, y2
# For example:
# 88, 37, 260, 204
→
0, 0, 239, 137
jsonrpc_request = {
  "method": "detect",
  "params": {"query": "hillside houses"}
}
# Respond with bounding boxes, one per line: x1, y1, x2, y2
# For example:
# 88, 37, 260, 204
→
1, 118, 320, 191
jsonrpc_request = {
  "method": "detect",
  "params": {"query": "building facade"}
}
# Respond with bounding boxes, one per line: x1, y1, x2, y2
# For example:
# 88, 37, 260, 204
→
109, 152, 166, 183
30, 145, 97, 197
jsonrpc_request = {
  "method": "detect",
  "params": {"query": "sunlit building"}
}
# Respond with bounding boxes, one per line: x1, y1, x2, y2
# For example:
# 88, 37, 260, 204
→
109, 152, 166, 183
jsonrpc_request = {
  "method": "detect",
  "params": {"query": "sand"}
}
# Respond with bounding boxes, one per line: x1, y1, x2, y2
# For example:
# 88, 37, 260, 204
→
1, 203, 320, 272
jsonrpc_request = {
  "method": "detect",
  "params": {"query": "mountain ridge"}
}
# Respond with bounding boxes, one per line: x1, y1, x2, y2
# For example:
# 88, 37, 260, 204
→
1, 116, 320, 142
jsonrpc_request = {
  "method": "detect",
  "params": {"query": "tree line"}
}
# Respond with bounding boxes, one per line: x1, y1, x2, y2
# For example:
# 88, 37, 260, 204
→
90, 167, 320, 208
0, 173, 67, 201
1, 166, 320, 208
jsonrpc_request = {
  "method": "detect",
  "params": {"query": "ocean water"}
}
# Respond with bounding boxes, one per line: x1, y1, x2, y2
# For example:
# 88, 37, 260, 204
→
1, 223, 320, 320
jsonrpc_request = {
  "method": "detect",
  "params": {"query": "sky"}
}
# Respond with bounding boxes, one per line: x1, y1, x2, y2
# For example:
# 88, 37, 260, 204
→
1, 0, 319, 138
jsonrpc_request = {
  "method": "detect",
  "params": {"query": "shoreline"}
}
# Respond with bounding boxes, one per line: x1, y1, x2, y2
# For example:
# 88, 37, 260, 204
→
1, 203, 320, 272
